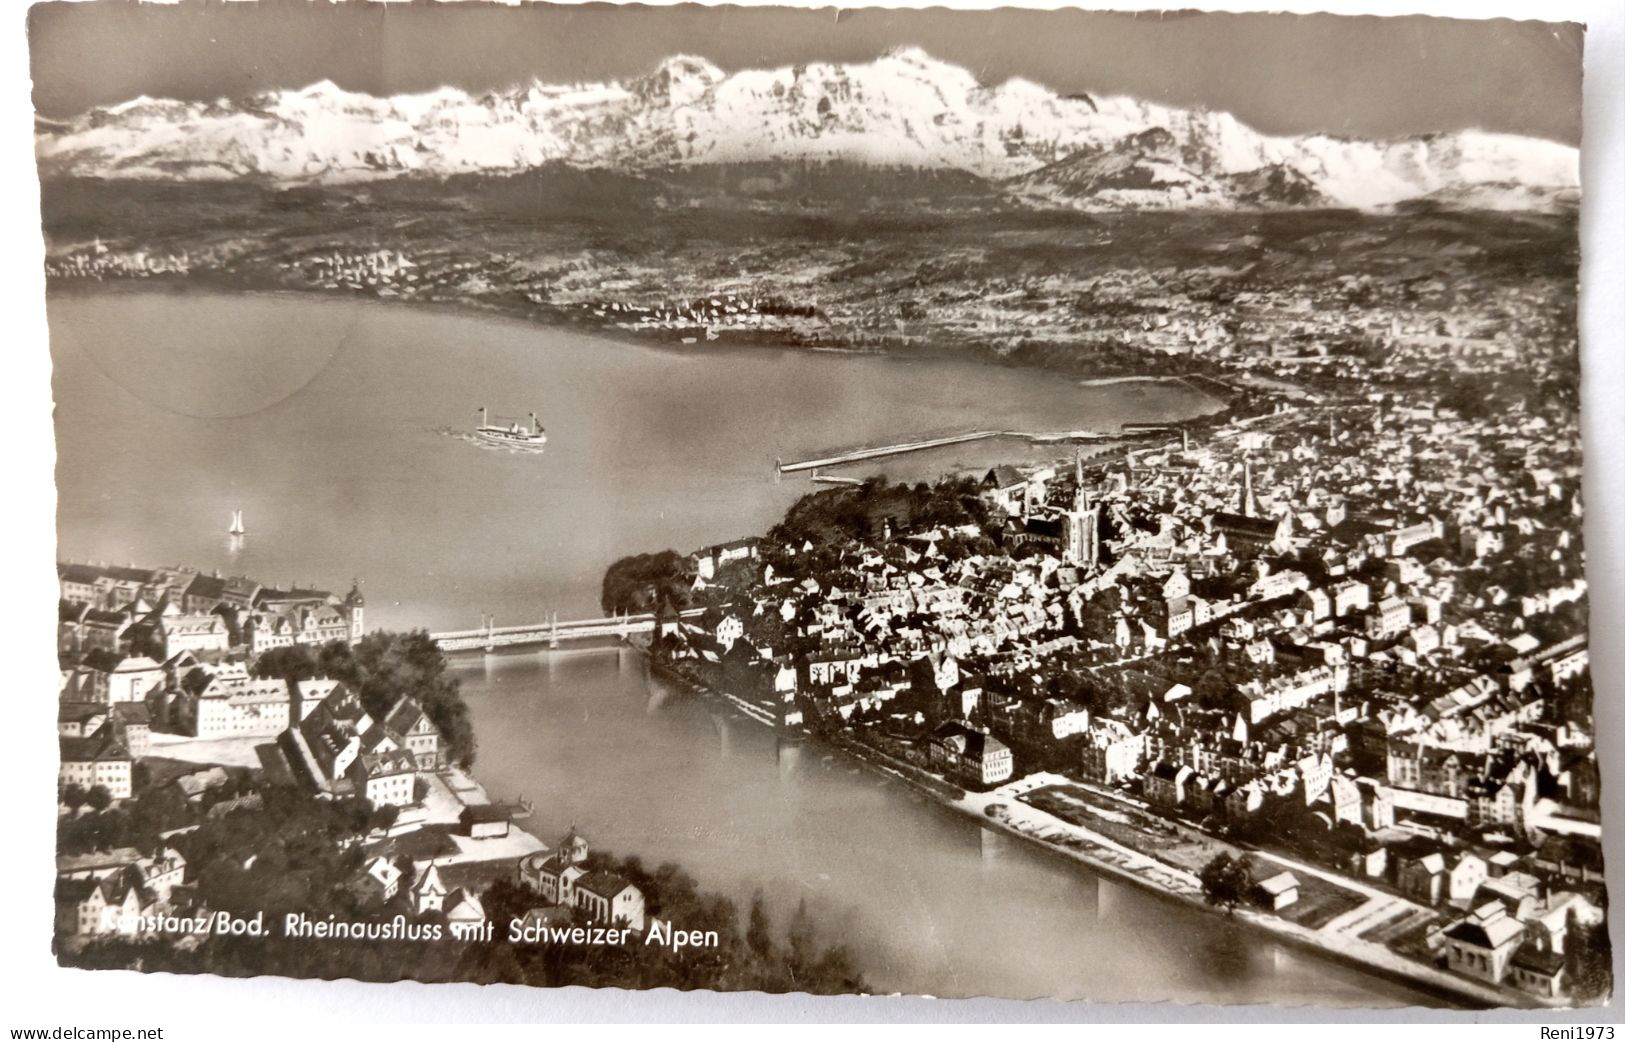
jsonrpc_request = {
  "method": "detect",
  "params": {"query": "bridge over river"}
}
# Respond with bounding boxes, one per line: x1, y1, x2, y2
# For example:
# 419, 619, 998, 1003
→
432, 608, 707, 653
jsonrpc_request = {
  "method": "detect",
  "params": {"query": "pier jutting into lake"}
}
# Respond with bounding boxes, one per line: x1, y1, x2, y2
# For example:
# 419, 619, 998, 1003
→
776, 429, 1004, 474
775, 425, 1139, 477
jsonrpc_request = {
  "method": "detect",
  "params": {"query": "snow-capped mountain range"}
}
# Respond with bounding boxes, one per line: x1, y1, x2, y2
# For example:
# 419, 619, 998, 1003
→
34, 48, 1580, 212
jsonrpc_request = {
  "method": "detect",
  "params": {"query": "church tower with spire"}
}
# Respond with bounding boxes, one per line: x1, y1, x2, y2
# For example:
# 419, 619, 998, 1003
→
343, 579, 365, 643
1064, 482, 1101, 569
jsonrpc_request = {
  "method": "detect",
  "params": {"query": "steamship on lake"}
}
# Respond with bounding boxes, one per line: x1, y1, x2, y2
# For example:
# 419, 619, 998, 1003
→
473, 406, 548, 447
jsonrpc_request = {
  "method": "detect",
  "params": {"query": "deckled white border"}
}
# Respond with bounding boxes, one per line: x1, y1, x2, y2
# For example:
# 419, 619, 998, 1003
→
0, 0, 1617, 1025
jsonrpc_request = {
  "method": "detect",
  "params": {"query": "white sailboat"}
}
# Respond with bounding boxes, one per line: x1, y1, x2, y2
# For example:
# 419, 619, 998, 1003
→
228, 509, 245, 536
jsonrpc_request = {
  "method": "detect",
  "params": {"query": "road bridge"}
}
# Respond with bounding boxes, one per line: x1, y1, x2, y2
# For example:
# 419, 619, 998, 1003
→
432, 608, 706, 653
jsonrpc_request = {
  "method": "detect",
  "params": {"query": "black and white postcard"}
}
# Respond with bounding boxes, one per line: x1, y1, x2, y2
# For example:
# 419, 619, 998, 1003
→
21, 0, 1616, 1015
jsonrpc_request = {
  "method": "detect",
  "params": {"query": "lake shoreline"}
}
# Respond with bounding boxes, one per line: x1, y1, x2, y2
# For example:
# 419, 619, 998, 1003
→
50, 286, 1436, 1007
49, 285, 1233, 640
46, 279, 1235, 472
44, 277, 1237, 405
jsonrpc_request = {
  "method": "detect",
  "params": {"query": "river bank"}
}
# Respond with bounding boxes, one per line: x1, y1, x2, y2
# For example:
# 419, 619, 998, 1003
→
860, 752, 1536, 1010
628, 640, 1547, 1010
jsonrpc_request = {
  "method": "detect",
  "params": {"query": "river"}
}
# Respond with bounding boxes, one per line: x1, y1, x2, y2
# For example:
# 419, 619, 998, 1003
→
48, 286, 1438, 1005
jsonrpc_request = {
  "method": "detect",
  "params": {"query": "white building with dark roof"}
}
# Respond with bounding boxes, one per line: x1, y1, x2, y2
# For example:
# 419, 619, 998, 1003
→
573, 871, 647, 931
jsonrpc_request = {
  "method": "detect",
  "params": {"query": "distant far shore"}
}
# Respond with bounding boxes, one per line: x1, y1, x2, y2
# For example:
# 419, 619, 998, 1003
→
41, 275, 1239, 394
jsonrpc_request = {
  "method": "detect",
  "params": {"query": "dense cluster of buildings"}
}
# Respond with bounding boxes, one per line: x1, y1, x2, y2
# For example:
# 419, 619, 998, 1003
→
59, 563, 364, 660
662, 385, 1602, 1001
268, 244, 796, 342
52, 660, 470, 944
56, 563, 370, 791
53, 557, 681, 959
56, 563, 410, 934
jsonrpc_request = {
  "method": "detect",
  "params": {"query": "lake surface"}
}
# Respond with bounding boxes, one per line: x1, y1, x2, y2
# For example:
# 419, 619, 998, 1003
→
48, 287, 1436, 1005
53, 288, 1217, 632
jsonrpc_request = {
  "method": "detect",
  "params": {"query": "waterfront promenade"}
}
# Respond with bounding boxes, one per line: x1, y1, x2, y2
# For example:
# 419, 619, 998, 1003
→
885, 759, 1536, 1009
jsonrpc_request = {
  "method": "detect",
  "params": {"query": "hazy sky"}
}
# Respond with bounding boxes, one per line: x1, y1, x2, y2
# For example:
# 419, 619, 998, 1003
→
27, 3, 1584, 144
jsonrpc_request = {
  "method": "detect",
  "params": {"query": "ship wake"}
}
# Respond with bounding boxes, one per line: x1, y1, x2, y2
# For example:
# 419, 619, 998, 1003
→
431, 426, 549, 456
